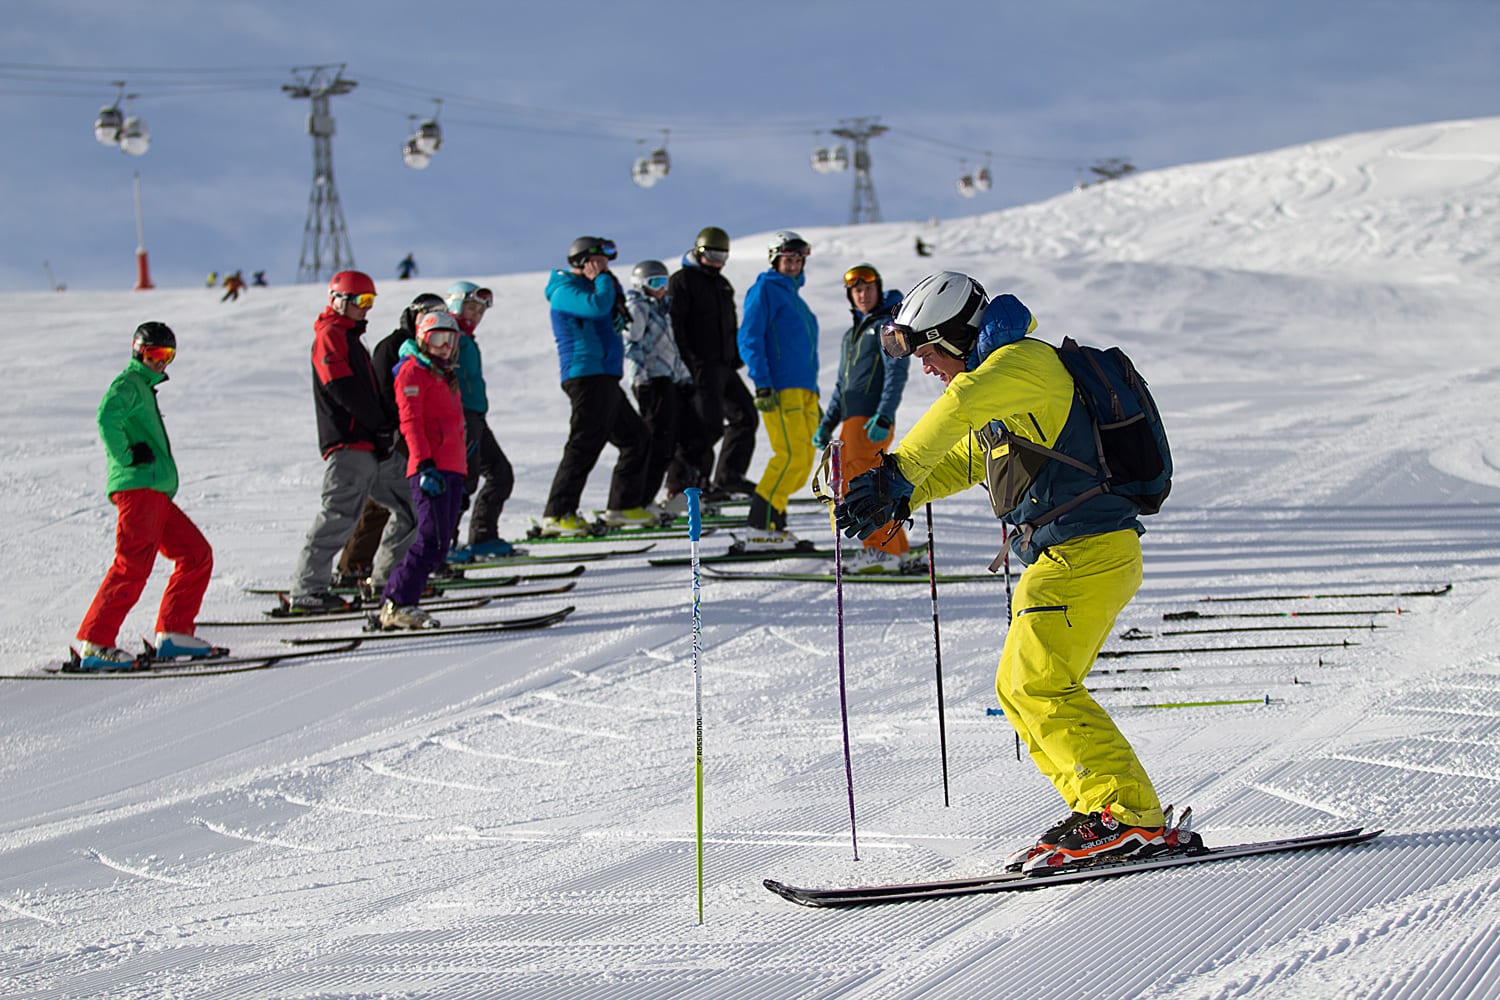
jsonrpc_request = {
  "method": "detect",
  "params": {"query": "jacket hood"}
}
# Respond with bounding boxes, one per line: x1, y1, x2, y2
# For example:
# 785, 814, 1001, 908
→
967, 293, 1037, 369
853, 288, 903, 322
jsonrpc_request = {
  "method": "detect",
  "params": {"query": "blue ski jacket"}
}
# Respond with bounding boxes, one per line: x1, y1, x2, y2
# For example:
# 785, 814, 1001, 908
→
737, 268, 819, 394
545, 269, 625, 382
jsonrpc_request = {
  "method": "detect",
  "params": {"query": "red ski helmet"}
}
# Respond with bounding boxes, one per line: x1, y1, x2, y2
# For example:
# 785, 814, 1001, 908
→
328, 270, 376, 297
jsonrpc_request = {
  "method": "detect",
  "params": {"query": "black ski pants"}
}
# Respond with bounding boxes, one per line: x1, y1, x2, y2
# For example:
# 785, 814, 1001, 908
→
544, 375, 651, 517
460, 410, 514, 544
690, 362, 757, 488
634, 377, 710, 499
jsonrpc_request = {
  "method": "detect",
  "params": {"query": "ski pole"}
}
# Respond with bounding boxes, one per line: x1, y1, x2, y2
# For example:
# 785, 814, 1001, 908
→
924, 503, 951, 807
1002, 523, 1019, 762
685, 486, 706, 924
829, 440, 859, 860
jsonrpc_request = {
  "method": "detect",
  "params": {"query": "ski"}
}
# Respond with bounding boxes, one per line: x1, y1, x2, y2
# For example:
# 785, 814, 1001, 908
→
445, 563, 588, 583
525, 518, 714, 543
649, 547, 834, 567
22, 639, 364, 680
1120, 623, 1385, 640
702, 565, 993, 585
1097, 639, 1360, 658
764, 827, 1380, 907
1202, 584, 1451, 603
280, 605, 576, 645
444, 544, 654, 568
1164, 608, 1401, 621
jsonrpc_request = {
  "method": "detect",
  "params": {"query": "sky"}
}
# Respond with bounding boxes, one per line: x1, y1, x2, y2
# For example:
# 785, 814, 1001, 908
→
3, 114, 1500, 995
3, 0, 1499, 292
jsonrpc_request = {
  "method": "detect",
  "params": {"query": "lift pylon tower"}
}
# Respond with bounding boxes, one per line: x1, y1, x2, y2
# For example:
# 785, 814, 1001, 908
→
831, 117, 887, 225
283, 65, 357, 283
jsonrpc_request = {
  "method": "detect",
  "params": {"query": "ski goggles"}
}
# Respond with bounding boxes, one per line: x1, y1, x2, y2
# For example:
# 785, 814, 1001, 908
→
878, 321, 962, 360
339, 292, 376, 309
773, 239, 811, 259
578, 240, 617, 260
843, 265, 880, 287
466, 288, 493, 308
138, 345, 176, 365
643, 275, 669, 291
697, 247, 729, 263
423, 329, 459, 352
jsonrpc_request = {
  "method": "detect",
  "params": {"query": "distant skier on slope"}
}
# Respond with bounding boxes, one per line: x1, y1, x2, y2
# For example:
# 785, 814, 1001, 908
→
836, 271, 1167, 872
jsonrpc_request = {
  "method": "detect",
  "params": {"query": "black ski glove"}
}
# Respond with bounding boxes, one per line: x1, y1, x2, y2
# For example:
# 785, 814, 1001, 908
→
127, 442, 154, 466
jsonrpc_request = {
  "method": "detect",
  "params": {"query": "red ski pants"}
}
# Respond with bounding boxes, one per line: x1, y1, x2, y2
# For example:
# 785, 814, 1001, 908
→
77, 488, 213, 646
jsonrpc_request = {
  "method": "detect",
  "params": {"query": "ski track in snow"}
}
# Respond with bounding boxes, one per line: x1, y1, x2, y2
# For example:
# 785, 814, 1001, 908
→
3, 117, 1500, 997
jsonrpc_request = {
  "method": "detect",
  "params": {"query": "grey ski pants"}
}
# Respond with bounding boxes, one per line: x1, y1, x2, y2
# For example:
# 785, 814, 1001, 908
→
291, 448, 416, 598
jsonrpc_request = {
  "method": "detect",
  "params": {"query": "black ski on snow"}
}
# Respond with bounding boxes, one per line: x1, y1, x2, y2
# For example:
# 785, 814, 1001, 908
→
649, 547, 834, 567
1202, 584, 1451, 603
20, 639, 365, 680
764, 827, 1380, 907
444, 544, 654, 567
280, 605, 576, 645
525, 519, 715, 543
702, 566, 993, 585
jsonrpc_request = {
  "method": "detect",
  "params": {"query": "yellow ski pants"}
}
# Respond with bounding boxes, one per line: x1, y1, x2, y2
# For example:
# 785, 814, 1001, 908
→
995, 529, 1163, 826
755, 388, 820, 514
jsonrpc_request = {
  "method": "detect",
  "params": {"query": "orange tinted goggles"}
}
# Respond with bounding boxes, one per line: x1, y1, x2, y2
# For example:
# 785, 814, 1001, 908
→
139, 345, 176, 365
843, 266, 880, 287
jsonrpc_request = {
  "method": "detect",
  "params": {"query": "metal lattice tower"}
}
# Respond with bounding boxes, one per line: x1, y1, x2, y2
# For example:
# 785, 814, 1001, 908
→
831, 117, 887, 225
283, 65, 357, 283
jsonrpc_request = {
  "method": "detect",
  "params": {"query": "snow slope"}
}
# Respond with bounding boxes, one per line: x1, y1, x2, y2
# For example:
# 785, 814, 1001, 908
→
4, 117, 1500, 999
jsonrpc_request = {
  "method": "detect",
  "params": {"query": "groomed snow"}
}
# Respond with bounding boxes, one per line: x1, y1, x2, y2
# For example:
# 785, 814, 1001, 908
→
4, 117, 1500, 999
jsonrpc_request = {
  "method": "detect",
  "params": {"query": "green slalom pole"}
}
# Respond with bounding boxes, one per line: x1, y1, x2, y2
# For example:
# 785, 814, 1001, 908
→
1126, 696, 1271, 710
686, 487, 705, 924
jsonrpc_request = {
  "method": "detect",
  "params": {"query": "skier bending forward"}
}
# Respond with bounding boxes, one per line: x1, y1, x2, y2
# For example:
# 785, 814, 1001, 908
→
835, 270, 1167, 873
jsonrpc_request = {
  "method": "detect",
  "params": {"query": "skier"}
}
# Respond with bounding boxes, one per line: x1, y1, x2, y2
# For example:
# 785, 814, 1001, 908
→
623, 259, 706, 516
220, 270, 246, 302
814, 263, 916, 573
539, 236, 653, 536
251, 270, 268, 287
377, 310, 468, 629
73, 322, 220, 669
836, 271, 1166, 871
737, 231, 820, 548
668, 226, 758, 498
397, 253, 418, 280
287, 271, 417, 613
336, 291, 448, 587
443, 281, 517, 561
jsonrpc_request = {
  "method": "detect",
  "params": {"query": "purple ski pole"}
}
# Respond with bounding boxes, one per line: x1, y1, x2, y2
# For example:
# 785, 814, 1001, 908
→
830, 440, 859, 860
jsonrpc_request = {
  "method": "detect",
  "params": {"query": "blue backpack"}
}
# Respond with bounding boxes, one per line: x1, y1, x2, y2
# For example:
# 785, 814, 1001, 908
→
1053, 336, 1172, 514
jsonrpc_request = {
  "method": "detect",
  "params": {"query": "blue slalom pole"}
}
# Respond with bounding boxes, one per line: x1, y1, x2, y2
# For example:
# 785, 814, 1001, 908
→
685, 486, 706, 923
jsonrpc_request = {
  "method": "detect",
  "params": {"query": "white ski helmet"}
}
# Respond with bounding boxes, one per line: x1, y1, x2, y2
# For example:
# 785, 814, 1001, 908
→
767, 230, 811, 264
882, 271, 988, 359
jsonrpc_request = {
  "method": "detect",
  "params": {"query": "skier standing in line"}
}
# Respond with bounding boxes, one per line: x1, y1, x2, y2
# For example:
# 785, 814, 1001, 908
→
72, 322, 220, 669
443, 281, 517, 561
286, 271, 416, 613
737, 231, 820, 547
814, 262, 915, 573
668, 226, 759, 498
623, 259, 706, 516
538, 236, 653, 536
336, 291, 448, 587
377, 310, 468, 629
836, 271, 1167, 871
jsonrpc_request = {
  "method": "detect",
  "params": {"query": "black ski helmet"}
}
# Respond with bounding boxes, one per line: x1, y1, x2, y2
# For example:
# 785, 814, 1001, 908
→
567, 236, 618, 267
132, 321, 176, 360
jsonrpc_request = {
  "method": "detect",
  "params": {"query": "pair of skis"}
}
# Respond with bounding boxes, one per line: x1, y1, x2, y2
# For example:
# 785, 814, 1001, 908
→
765, 827, 1381, 907
20, 606, 577, 680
